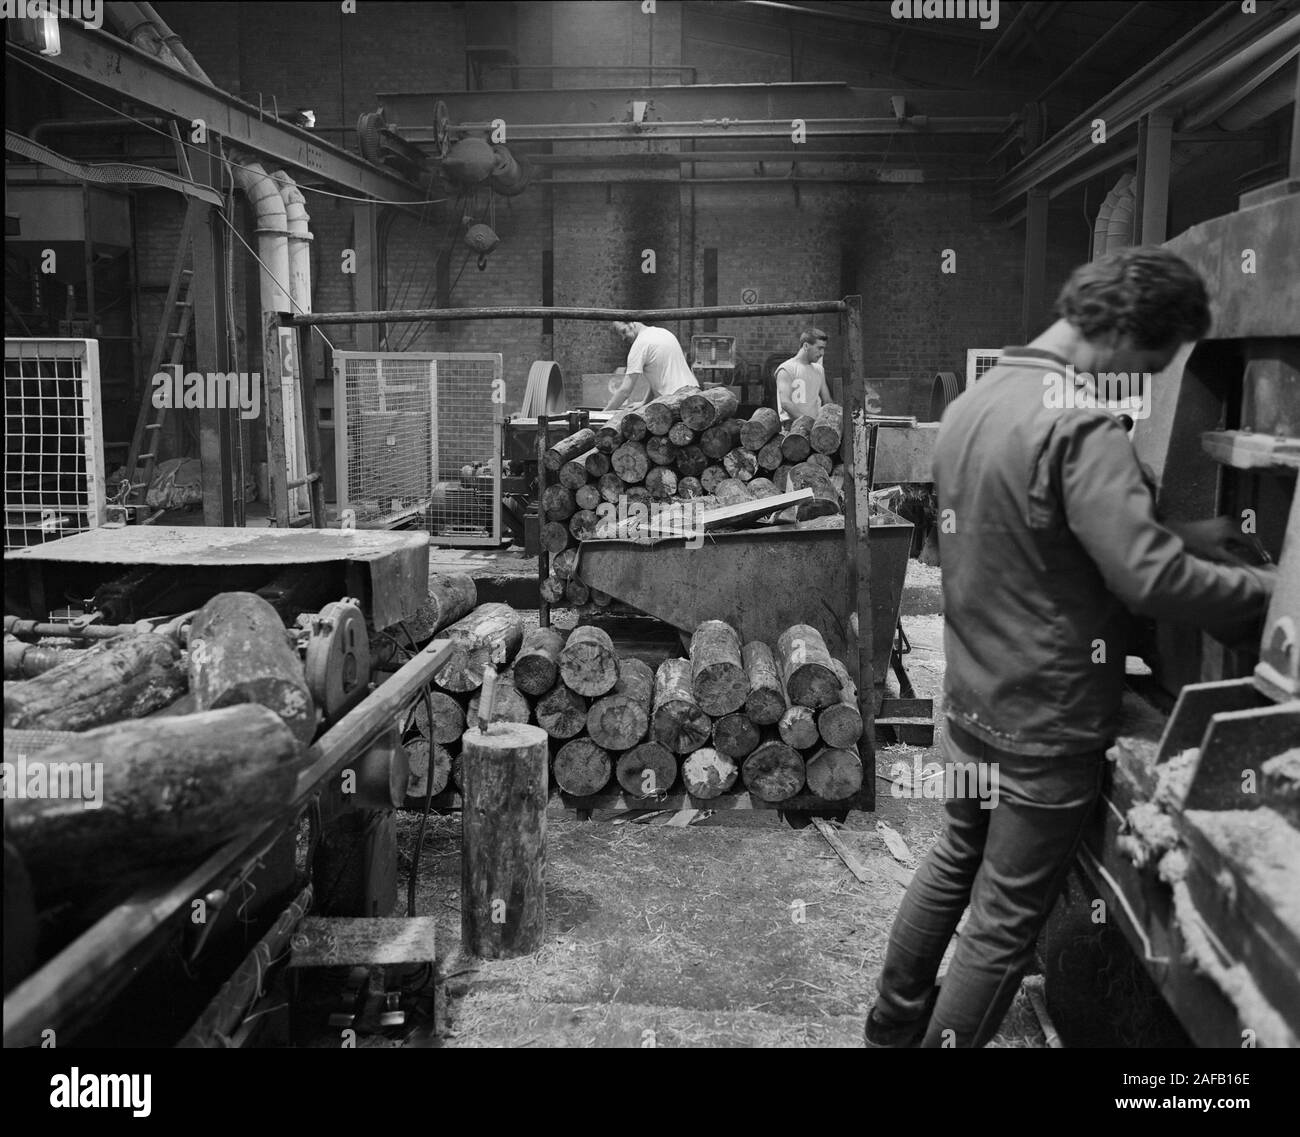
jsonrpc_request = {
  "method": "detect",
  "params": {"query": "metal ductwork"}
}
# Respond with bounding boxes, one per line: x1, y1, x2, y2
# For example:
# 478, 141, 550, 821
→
103, 2, 187, 72
1092, 171, 1135, 259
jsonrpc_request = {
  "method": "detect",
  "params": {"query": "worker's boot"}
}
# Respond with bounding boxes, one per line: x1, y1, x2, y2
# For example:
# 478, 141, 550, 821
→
863, 986, 939, 1048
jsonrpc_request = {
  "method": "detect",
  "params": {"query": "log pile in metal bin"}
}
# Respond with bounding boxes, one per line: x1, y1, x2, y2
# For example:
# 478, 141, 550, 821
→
401, 600, 866, 808
540, 392, 847, 614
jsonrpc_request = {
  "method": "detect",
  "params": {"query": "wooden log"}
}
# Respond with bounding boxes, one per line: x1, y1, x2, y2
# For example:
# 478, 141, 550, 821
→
668, 421, 697, 447
681, 748, 738, 799
573, 483, 602, 513
405, 736, 452, 798
541, 521, 572, 555
596, 413, 629, 453
643, 386, 697, 435
700, 417, 743, 458
408, 689, 465, 744
678, 476, 704, 499
776, 624, 842, 709
551, 547, 577, 580
467, 667, 531, 726
756, 437, 784, 471
611, 440, 649, 484
585, 449, 611, 478
543, 427, 597, 473
616, 741, 678, 796
568, 509, 599, 540
712, 712, 760, 760
797, 484, 841, 521
433, 603, 524, 693
723, 447, 758, 482
818, 657, 864, 747
188, 593, 315, 746
771, 464, 793, 492
590, 589, 612, 607
790, 460, 832, 490
714, 478, 750, 505
742, 740, 806, 802
809, 403, 843, 453
534, 680, 587, 738
675, 443, 709, 478
540, 575, 566, 604
746, 477, 777, 499
553, 737, 612, 795
558, 458, 590, 491
808, 451, 834, 476
651, 658, 712, 754
739, 406, 781, 451
781, 415, 815, 463
804, 746, 863, 801
742, 642, 786, 725
689, 620, 749, 716
645, 466, 678, 501
778, 704, 820, 750
565, 578, 591, 606
700, 465, 728, 493
558, 625, 619, 697
586, 657, 653, 750
645, 435, 678, 467
460, 721, 548, 957
4, 632, 187, 733
625, 485, 652, 509
541, 483, 575, 522
598, 472, 627, 504
5, 706, 303, 896
514, 627, 565, 696
403, 572, 478, 643
680, 386, 738, 432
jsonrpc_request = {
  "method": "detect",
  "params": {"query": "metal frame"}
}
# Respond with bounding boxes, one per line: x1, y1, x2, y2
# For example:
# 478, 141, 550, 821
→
279, 297, 876, 750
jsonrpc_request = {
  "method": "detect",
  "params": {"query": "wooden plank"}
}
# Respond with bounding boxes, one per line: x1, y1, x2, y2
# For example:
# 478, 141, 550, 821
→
288, 916, 438, 968
812, 817, 871, 884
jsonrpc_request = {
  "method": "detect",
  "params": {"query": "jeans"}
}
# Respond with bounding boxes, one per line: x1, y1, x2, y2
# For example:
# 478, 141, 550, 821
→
874, 720, 1106, 1047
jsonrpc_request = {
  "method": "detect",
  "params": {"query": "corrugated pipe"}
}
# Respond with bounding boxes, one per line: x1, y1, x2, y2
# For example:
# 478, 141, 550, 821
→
1092, 170, 1134, 259
1104, 175, 1137, 253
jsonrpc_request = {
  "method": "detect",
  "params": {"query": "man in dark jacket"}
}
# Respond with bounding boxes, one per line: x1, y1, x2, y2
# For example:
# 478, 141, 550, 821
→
865, 246, 1276, 1048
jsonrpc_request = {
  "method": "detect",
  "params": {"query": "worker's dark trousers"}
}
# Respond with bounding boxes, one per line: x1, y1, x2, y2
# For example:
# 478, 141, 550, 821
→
874, 722, 1106, 1047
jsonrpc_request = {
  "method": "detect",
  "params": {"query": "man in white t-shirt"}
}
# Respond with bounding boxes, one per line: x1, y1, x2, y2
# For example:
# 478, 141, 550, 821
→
774, 328, 834, 425
604, 321, 699, 411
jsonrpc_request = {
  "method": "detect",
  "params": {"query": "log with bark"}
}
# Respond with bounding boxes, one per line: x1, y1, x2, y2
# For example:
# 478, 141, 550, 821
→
552, 737, 612, 796
541, 483, 576, 522
543, 427, 598, 473
189, 592, 316, 746
558, 625, 619, 696
651, 658, 712, 754
574, 484, 602, 512
611, 440, 649, 484
739, 407, 781, 451
700, 417, 743, 459
433, 603, 524, 693
534, 680, 588, 739
809, 403, 843, 453
596, 411, 632, 453
778, 704, 820, 750
681, 748, 738, 798
568, 509, 600, 541
585, 450, 611, 478
467, 666, 531, 726
513, 627, 565, 696
407, 689, 466, 744
616, 741, 678, 797
645, 435, 678, 467
541, 521, 572, 555
668, 421, 697, 447
598, 473, 627, 504
818, 657, 864, 747
680, 387, 739, 432
558, 458, 590, 491
804, 746, 863, 800
586, 656, 654, 750
742, 739, 805, 802
690, 620, 749, 716
540, 576, 566, 604
402, 572, 478, 643
701, 465, 728, 493
4, 632, 187, 733
4, 705, 304, 897
723, 447, 758, 482
405, 736, 453, 799
712, 712, 760, 760
551, 548, 578, 581
645, 466, 678, 501
756, 438, 784, 471
742, 641, 787, 725
643, 386, 698, 435
675, 443, 709, 478
781, 415, 815, 463
565, 578, 591, 606
776, 624, 842, 709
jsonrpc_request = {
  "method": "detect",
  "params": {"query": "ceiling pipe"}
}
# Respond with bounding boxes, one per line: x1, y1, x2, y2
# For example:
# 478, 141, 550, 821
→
135, 1, 214, 85
1092, 170, 1134, 259
103, 2, 188, 73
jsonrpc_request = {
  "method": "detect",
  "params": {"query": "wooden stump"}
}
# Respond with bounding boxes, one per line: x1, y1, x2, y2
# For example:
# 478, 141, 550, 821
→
543, 428, 597, 473
743, 740, 805, 802
804, 746, 863, 800
611, 440, 649, 485
5, 706, 303, 897
433, 603, 524, 693
559, 625, 619, 696
712, 712, 760, 759
460, 722, 549, 958
739, 407, 781, 451
467, 667, 531, 727
189, 592, 315, 746
742, 642, 786, 725
690, 620, 749, 716
810, 403, 843, 453
403, 572, 477, 643
651, 658, 711, 754
616, 741, 678, 797
408, 689, 465, 744
781, 415, 815, 463
552, 737, 612, 795
778, 704, 820, 750
818, 657, 864, 747
4, 632, 187, 733
776, 624, 842, 709
681, 748, 738, 799
534, 681, 587, 739
680, 387, 738, 432
586, 657, 654, 750
514, 627, 565, 696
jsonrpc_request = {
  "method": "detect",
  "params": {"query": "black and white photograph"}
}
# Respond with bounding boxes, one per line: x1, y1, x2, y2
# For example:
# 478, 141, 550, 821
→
2, 0, 1297, 1097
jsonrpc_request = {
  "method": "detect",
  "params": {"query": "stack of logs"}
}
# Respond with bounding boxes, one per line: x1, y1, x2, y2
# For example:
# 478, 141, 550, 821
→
403, 600, 866, 808
539, 389, 846, 612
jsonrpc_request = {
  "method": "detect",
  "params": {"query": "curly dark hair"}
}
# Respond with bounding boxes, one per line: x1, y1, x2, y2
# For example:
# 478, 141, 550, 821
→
1054, 245, 1211, 349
